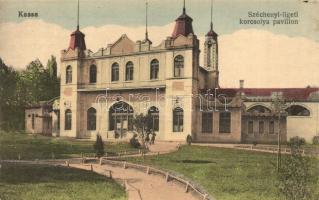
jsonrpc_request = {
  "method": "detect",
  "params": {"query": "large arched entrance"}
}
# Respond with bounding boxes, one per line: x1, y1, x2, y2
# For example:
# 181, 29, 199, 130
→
109, 101, 134, 138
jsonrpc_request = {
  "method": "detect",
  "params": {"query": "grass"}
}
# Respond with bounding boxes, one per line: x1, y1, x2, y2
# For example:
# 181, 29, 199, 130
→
0, 131, 136, 160
0, 163, 126, 200
125, 145, 319, 200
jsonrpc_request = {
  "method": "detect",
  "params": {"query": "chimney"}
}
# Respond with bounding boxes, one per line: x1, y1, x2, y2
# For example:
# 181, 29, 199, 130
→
239, 80, 244, 89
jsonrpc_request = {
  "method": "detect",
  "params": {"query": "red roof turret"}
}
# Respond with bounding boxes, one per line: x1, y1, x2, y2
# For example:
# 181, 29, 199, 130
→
171, 5, 194, 38
68, 27, 86, 51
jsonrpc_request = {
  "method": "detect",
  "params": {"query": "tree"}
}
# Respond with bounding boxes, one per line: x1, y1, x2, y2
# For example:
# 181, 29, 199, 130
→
93, 134, 105, 158
132, 113, 153, 148
278, 139, 319, 200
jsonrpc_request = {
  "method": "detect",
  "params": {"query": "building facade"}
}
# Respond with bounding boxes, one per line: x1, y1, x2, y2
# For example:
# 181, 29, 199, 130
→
26, 4, 319, 144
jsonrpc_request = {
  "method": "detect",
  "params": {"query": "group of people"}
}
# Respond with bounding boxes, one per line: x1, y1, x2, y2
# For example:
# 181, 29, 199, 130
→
144, 130, 156, 149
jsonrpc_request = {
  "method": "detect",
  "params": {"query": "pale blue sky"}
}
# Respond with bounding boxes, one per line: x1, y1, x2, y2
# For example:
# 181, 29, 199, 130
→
0, 0, 318, 41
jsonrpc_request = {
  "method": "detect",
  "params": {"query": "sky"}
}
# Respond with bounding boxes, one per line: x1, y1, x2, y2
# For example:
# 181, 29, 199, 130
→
0, 0, 318, 88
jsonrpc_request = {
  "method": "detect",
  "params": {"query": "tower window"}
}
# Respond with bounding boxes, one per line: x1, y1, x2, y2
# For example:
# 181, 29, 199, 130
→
89, 64, 97, 83
173, 107, 183, 132
111, 63, 119, 82
65, 109, 72, 130
125, 61, 134, 81
66, 65, 72, 84
219, 112, 231, 133
174, 55, 184, 77
150, 59, 159, 80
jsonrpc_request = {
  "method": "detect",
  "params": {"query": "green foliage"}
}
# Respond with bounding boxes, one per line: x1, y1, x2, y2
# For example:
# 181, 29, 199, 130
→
186, 134, 192, 145
129, 133, 141, 148
278, 139, 319, 200
0, 164, 126, 200
93, 134, 105, 158
0, 57, 60, 131
288, 136, 306, 148
312, 136, 319, 145
132, 113, 153, 148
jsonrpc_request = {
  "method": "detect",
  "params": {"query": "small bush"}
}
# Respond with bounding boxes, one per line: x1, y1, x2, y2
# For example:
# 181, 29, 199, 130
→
186, 134, 192, 145
130, 134, 140, 148
288, 136, 305, 148
312, 136, 319, 145
93, 134, 105, 158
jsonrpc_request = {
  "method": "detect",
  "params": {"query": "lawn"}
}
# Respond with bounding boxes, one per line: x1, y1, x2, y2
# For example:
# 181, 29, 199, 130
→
0, 131, 135, 160
125, 145, 319, 200
0, 163, 126, 200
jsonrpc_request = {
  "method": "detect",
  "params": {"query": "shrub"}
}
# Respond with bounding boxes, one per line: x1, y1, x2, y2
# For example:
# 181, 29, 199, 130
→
186, 134, 192, 145
288, 136, 305, 148
130, 134, 141, 148
278, 139, 318, 200
93, 134, 105, 158
312, 136, 319, 145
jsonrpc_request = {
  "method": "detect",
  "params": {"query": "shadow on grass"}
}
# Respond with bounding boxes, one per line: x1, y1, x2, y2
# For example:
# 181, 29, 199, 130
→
174, 159, 216, 164
0, 163, 109, 185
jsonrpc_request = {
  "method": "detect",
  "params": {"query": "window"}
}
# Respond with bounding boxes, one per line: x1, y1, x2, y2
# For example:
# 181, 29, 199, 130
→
286, 105, 310, 116
66, 65, 72, 84
247, 105, 271, 113
65, 109, 72, 130
31, 114, 35, 129
87, 107, 96, 130
111, 63, 119, 82
219, 112, 231, 133
150, 59, 159, 80
89, 64, 97, 83
248, 121, 253, 134
174, 55, 184, 77
148, 106, 159, 131
202, 112, 213, 133
173, 107, 183, 132
125, 61, 134, 81
109, 102, 134, 132
259, 121, 264, 134
269, 121, 275, 134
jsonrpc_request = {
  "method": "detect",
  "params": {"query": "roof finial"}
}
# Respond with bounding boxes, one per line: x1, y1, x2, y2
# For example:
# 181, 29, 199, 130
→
77, 0, 80, 30
145, 0, 148, 40
210, 0, 213, 30
183, 0, 186, 14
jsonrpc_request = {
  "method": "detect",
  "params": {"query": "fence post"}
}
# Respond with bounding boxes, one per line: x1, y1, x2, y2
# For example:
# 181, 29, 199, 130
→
166, 172, 170, 182
109, 170, 112, 179
90, 164, 93, 171
66, 161, 69, 167
185, 181, 189, 193
99, 157, 103, 165
146, 166, 150, 175
18, 153, 21, 160
123, 162, 127, 169
203, 194, 208, 200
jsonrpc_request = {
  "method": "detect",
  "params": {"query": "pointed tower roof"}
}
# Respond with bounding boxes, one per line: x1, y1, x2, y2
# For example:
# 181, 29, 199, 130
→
68, 0, 86, 50
171, 0, 194, 38
206, 0, 217, 38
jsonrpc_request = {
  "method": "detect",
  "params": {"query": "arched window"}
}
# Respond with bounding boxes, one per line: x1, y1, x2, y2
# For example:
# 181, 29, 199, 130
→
66, 65, 72, 84
286, 105, 310, 116
125, 61, 134, 81
247, 105, 271, 113
111, 62, 119, 82
150, 59, 159, 80
109, 102, 134, 135
174, 55, 184, 77
148, 106, 159, 131
65, 109, 72, 130
89, 64, 97, 83
173, 107, 183, 132
87, 107, 96, 130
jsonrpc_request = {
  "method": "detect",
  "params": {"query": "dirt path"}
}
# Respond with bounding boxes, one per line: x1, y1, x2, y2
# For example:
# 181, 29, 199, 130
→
71, 163, 198, 200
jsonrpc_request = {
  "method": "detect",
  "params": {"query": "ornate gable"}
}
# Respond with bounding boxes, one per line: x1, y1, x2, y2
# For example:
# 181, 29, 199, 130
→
110, 34, 135, 55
